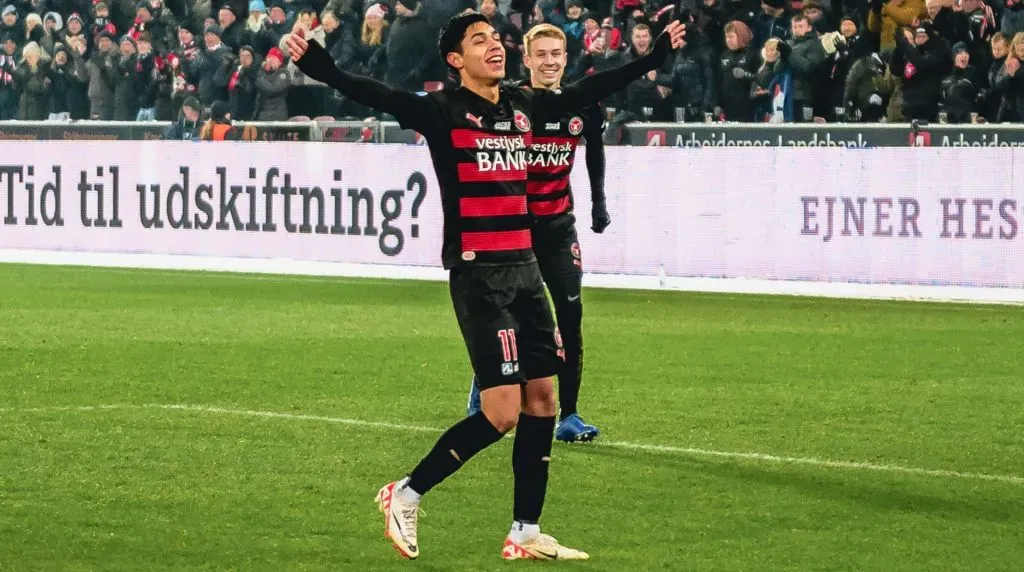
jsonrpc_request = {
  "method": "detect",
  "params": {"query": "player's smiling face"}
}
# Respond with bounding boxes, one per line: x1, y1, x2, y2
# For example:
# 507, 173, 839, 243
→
525, 36, 566, 89
453, 21, 505, 81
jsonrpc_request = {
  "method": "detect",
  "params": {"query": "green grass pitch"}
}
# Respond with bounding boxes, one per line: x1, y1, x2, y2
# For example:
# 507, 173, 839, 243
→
1, 263, 1023, 571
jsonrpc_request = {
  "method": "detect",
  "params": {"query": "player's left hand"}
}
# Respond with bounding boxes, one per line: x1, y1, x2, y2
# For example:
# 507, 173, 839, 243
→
592, 201, 611, 233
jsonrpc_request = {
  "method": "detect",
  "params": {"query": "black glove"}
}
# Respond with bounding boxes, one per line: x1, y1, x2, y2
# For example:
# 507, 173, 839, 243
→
591, 199, 611, 233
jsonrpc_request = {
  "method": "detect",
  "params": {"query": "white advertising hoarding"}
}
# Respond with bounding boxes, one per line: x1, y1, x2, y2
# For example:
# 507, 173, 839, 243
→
1, 142, 1022, 299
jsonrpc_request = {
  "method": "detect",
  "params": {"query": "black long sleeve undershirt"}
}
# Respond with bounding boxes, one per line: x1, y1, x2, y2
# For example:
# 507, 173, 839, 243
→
582, 112, 606, 205
294, 40, 438, 132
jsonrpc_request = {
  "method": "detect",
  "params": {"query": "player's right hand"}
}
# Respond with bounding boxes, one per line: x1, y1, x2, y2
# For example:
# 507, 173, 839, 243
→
285, 27, 309, 62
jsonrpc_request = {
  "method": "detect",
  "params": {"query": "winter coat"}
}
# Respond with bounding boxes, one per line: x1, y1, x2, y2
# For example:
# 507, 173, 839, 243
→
239, 16, 281, 59
15, 62, 49, 120
994, 60, 1024, 122
255, 64, 288, 120
891, 33, 951, 118
867, 0, 927, 52
189, 44, 232, 104
86, 50, 116, 119
352, 27, 388, 79
383, 13, 438, 92
1002, 4, 1024, 36
718, 45, 759, 121
229, 60, 260, 120
659, 38, 717, 111
785, 32, 829, 106
940, 66, 978, 123
112, 54, 141, 120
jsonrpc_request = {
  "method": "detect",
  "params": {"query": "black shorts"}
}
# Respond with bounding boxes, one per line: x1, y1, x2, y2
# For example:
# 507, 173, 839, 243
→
533, 215, 583, 302
449, 264, 564, 390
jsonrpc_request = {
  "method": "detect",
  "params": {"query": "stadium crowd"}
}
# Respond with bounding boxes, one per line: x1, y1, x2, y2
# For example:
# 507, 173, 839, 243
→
0, 0, 1022, 130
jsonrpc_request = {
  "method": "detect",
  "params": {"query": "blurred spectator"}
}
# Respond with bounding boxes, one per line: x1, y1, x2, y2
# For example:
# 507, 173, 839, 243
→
163, 94, 201, 138
940, 41, 979, 121
0, 33, 18, 120
113, 35, 141, 120
87, 31, 117, 119
1005, 0, 1024, 36
993, 31, 1024, 120
47, 41, 86, 121
785, 13, 833, 121
755, 0, 792, 48
228, 44, 259, 119
844, 51, 889, 121
217, 3, 244, 52
868, 0, 928, 52
719, 20, 758, 121
891, 20, 951, 120
255, 45, 288, 119
239, 0, 280, 57
660, 22, 718, 119
199, 98, 239, 139
384, 0, 437, 92
16, 41, 49, 120
979, 31, 1009, 119
64, 34, 91, 119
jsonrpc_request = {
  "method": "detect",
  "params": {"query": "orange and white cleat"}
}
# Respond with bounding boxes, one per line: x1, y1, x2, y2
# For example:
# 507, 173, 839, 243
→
501, 533, 590, 561
374, 481, 421, 559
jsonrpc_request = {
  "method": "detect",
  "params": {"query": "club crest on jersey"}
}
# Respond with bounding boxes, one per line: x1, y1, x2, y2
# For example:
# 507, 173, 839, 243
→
570, 242, 581, 259
466, 113, 484, 128
568, 116, 584, 136
513, 110, 531, 132
462, 251, 476, 261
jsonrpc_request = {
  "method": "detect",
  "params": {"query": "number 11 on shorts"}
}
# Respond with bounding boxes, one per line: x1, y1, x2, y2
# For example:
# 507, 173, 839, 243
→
497, 328, 520, 376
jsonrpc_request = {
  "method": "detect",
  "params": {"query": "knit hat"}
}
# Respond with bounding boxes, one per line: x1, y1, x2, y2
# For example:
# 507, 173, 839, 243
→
265, 46, 284, 63
120, 34, 137, 49
67, 12, 84, 28
365, 2, 386, 18
249, 0, 266, 12
396, 0, 419, 11
94, 1, 109, 12
2, 5, 16, 17
726, 20, 753, 49
952, 41, 970, 54
762, 0, 786, 9
205, 24, 223, 37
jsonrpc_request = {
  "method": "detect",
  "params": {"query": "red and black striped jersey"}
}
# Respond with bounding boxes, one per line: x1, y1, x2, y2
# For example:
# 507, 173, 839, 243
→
293, 35, 671, 268
526, 103, 603, 220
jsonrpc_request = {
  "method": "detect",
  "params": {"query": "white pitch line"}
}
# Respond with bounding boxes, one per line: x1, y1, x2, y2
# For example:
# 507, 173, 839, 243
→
3, 403, 1023, 487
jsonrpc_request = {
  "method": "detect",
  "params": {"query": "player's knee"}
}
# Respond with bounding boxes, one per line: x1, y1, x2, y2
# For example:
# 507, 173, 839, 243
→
486, 409, 520, 433
523, 383, 557, 417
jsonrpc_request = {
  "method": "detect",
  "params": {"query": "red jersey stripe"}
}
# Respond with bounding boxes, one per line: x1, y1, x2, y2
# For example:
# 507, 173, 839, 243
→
462, 229, 532, 252
457, 162, 528, 183
527, 177, 568, 196
459, 196, 528, 218
529, 195, 571, 216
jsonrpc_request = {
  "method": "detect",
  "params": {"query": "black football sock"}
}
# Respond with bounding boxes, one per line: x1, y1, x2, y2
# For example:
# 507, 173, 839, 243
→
406, 411, 504, 495
512, 413, 556, 524
555, 302, 584, 420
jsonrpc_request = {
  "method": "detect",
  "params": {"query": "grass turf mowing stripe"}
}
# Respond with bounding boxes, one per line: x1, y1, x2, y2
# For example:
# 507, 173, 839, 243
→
4, 402, 1023, 487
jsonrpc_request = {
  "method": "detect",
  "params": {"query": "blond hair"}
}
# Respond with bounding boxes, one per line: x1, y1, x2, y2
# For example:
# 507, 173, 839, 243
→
361, 17, 388, 46
1012, 32, 1024, 57
523, 23, 566, 56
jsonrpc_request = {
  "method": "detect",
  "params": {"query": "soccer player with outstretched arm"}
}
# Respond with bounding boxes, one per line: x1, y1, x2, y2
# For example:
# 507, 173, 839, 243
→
286, 12, 684, 561
466, 23, 609, 444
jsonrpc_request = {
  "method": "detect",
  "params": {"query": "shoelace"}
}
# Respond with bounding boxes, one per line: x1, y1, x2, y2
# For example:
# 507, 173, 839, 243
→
397, 505, 425, 539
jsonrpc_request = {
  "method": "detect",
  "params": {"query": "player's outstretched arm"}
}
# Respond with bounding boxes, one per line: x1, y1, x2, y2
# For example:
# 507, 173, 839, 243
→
555, 21, 686, 111
583, 109, 609, 233
286, 30, 436, 129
